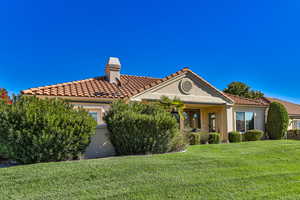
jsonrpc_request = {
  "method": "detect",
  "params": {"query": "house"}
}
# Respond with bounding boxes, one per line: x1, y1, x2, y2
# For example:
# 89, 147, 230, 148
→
21, 57, 300, 158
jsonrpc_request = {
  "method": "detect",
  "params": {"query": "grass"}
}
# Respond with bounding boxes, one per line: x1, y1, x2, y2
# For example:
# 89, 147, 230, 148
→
1, 140, 300, 200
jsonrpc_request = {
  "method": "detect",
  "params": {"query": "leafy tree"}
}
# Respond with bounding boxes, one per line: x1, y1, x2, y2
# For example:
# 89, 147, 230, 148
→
0, 96, 97, 164
158, 96, 185, 120
0, 88, 11, 104
224, 82, 264, 99
266, 102, 289, 139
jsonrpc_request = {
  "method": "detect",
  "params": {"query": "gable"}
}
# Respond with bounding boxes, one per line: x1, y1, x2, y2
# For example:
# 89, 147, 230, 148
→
131, 71, 233, 105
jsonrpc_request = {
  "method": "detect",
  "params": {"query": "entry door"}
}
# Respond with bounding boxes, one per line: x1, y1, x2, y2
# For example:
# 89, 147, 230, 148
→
208, 113, 216, 132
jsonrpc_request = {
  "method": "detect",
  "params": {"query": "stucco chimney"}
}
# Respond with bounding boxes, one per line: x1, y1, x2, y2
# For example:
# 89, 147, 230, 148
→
105, 57, 121, 84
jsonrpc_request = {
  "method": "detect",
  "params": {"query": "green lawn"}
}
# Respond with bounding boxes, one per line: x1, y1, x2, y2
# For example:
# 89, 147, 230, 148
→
1, 140, 300, 200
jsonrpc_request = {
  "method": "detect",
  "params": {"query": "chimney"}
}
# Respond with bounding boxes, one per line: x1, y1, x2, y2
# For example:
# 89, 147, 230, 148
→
105, 57, 121, 84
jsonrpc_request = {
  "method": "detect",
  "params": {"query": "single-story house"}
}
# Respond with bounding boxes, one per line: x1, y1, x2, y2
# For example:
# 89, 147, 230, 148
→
21, 57, 300, 158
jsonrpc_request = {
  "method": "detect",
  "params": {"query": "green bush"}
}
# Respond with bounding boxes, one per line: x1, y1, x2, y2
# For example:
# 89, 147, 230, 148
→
287, 130, 300, 140
228, 131, 241, 143
169, 132, 189, 152
0, 143, 9, 159
189, 133, 201, 145
244, 130, 263, 141
104, 100, 179, 155
0, 96, 97, 164
266, 102, 289, 140
200, 132, 210, 144
208, 132, 220, 144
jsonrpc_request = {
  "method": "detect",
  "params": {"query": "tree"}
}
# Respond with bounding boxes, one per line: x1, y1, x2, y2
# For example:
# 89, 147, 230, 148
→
158, 96, 185, 120
266, 102, 289, 139
223, 82, 264, 99
0, 88, 11, 104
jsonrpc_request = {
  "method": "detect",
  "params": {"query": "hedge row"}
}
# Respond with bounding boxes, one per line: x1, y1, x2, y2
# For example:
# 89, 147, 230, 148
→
188, 132, 220, 145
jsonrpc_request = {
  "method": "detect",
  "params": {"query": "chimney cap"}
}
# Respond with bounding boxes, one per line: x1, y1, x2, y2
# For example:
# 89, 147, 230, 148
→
108, 57, 121, 66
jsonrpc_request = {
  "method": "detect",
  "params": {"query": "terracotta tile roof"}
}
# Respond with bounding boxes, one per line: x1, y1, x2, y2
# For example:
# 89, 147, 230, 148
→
22, 75, 161, 99
21, 68, 192, 99
224, 93, 269, 106
265, 97, 300, 116
22, 68, 234, 103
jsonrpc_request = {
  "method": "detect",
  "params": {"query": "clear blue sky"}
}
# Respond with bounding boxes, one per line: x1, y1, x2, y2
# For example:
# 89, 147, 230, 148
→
1, 0, 300, 103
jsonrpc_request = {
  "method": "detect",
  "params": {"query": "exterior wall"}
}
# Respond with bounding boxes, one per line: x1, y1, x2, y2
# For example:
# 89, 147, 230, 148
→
132, 73, 232, 105
71, 102, 111, 125
232, 106, 267, 132
84, 125, 116, 158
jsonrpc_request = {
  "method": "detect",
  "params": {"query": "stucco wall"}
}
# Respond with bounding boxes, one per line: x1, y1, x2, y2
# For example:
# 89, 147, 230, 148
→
84, 125, 115, 159
232, 106, 267, 132
132, 73, 231, 105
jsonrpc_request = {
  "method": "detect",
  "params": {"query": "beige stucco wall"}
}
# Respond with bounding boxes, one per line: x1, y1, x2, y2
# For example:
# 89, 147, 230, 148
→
71, 103, 111, 125
132, 72, 232, 105
84, 125, 116, 159
232, 106, 267, 132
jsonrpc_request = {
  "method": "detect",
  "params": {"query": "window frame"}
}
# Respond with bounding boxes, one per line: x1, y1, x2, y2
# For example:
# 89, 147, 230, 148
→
235, 111, 255, 133
294, 120, 300, 130
183, 109, 201, 130
88, 111, 100, 124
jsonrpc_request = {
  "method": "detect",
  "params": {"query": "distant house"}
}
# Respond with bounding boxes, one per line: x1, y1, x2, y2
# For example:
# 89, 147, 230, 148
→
21, 57, 300, 158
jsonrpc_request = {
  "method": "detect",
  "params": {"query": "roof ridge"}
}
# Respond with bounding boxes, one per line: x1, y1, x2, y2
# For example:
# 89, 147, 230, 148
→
224, 92, 269, 105
121, 74, 161, 80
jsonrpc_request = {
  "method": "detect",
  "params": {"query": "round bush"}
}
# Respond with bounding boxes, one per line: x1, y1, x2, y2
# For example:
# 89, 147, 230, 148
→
0, 96, 97, 164
169, 132, 188, 152
188, 133, 201, 145
208, 132, 220, 144
104, 100, 179, 155
244, 130, 263, 141
266, 102, 289, 140
228, 131, 241, 143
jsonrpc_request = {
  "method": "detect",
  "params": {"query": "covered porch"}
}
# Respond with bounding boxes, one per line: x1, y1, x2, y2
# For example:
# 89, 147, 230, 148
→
179, 103, 233, 142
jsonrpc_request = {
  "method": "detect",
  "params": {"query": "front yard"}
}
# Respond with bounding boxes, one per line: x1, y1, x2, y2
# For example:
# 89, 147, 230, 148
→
1, 140, 300, 200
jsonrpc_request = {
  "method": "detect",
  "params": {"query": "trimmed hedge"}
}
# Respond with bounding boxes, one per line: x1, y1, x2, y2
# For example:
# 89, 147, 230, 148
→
169, 132, 189, 152
244, 130, 263, 141
208, 132, 220, 144
228, 131, 241, 143
189, 133, 201, 145
187, 132, 210, 145
0, 96, 97, 164
266, 102, 289, 140
104, 100, 181, 155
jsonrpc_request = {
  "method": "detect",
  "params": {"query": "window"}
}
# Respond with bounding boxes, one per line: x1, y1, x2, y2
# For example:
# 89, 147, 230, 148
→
183, 109, 201, 130
294, 120, 300, 129
208, 113, 216, 132
89, 112, 99, 123
236, 112, 254, 132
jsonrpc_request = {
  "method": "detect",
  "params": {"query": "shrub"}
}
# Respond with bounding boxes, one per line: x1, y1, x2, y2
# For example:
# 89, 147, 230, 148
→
287, 130, 300, 140
244, 130, 263, 141
200, 132, 210, 144
208, 132, 220, 144
228, 131, 241, 143
189, 133, 201, 145
0, 143, 9, 159
104, 100, 179, 155
169, 132, 189, 152
266, 102, 289, 139
0, 96, 97, 164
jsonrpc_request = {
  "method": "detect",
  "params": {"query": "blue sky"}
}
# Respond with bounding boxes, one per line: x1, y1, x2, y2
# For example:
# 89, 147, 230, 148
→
1, 0, 300, 103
